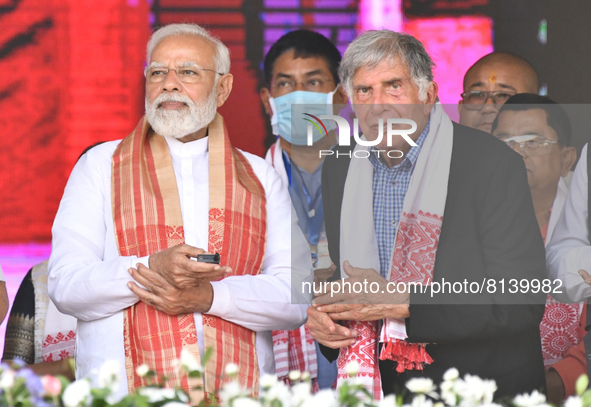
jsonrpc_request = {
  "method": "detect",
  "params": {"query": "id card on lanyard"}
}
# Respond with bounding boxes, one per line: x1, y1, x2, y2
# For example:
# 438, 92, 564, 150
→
283, 151, 326, 268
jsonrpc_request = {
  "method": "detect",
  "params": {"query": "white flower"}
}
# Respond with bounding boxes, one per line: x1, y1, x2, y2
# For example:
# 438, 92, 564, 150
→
443, 368, 459, 382
455, 374, 497, 407
138, 387, 177, 403
233, 397, 262, 407
345, 360, 360, 377
225, 363, 239, 377
97, 360, 123, 404
177, 390, 189, 403
291, 382, 312, 406
434, 403, 444, 407
411, 394, 433, 407
171, 357, 182, 373
441, 391, 457, 405
219, 381, 248, 404
180, 348, 203, 373
262, 380, 290, 406
162, 403, 189, 407
136, 364, 150, 378
289, 370, 301, 381
62, 379, 92, 407
106, 392, 126, 406
345, 376, 366, 388
301, 371, 311, 381
301, 389, 338, 407
260, 374, 278, 389
379, 394, 397, 407
0, 369, 15, 389
439, 380, 457, 406
564, 396, 583, 407
98, 359, 121, 388
406, 377, 436, 395
513, 390, 549, 407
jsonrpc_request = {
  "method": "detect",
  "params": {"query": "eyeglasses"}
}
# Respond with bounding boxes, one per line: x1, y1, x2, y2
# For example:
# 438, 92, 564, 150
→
460, 91, 516, 110
499, 135, 559, 156
273, 78, 334, 93
145, 66, 224, 84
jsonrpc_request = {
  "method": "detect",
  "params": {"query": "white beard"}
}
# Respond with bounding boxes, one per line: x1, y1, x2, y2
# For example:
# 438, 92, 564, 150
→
145, 90, 218, 139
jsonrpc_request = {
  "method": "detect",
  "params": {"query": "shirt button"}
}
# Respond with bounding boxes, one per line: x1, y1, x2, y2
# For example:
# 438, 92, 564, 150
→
391, 180, 397, 186
392, 220, 398, 226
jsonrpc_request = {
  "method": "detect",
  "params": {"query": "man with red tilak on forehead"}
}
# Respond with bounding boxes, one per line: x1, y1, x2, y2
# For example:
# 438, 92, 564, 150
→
48, 23, 312, 403
459, 52, 539, 134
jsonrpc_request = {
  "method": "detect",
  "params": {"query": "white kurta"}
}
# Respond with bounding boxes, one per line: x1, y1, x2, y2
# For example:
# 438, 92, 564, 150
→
547, 144, 591, 302
48, 136, 312, 398
547, 176, 569, 246
264, 139, 288, 186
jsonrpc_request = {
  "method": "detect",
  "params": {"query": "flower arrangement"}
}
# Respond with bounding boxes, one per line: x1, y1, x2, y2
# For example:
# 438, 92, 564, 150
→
0, 353, 588, 407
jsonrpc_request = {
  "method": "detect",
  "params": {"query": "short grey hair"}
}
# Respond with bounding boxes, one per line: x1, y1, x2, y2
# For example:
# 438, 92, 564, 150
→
146, 23, 231, 74
339, 30, 434, 102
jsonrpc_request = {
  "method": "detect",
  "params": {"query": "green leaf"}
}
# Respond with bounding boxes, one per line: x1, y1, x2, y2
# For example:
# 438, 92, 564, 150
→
577, 374, 590, 397
57, 375, 72, 396
134, 396, 149, 407
201, 347, 214, 366
68, 358, 76, 377
110, 394, 138, 407
581, 389, 591, 407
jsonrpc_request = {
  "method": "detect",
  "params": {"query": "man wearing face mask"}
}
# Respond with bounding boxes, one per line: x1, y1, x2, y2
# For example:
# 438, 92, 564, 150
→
260, 29, 348, 389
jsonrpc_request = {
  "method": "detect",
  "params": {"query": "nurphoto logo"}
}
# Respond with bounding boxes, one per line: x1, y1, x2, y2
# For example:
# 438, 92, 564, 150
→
303, 114, 418, 159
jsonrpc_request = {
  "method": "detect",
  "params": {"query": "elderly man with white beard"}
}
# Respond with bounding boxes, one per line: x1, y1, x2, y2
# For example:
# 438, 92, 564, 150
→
48, 23, 312, 403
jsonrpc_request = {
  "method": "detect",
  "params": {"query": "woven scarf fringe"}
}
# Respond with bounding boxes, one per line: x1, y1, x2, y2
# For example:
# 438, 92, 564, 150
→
378, 339, 434, 373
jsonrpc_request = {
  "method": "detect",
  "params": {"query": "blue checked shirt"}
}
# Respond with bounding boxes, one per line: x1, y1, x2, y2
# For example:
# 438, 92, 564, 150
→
368, 119, 430, 278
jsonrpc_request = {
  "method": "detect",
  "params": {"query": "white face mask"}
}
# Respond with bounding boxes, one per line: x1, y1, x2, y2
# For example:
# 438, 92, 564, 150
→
268, 86, 339, 145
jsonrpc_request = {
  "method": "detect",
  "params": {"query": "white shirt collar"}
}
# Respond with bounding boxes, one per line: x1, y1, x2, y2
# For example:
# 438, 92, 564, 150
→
164, 135, 209, 156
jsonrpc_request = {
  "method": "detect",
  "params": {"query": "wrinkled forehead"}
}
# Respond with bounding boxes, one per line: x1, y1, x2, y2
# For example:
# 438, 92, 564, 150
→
149, 34, 217, 66
352, 56, 409, 84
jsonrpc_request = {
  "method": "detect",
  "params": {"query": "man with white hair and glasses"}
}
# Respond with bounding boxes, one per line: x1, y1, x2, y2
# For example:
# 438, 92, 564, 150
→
308, 30, 547, 398
48, 23, 312, 403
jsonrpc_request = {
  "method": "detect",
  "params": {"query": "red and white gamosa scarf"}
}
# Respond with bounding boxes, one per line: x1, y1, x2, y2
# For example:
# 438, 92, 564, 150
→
112, 113, 267, 403
337, 103, 453, 399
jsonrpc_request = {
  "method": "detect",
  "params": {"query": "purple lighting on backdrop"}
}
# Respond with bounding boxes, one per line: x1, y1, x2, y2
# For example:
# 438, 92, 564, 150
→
263, 0, 356, 7
359, 0, 493, 107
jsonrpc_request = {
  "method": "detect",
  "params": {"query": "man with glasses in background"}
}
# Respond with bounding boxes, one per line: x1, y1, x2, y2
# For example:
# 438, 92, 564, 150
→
459, 52, 539, 133
492, 94, 583, 404
260, 29, 348, 389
